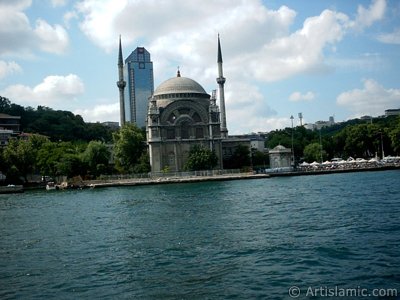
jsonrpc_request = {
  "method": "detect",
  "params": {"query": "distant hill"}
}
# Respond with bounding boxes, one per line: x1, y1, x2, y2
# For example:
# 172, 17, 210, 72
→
0, 96, 116, 142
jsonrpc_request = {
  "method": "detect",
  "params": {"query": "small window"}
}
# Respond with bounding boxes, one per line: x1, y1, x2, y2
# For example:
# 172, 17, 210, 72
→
181, 122, 190, 139
168, 113, 176, 123
168, 152, 175, 165
167, 129, 175, 139
195, 127, 204, 139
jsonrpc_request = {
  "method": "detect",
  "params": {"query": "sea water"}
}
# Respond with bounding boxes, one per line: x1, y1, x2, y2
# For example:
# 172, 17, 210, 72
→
1, 170, 399, 299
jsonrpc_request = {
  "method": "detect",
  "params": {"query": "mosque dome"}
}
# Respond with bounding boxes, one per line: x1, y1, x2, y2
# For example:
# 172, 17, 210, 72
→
153, 74, 209, 99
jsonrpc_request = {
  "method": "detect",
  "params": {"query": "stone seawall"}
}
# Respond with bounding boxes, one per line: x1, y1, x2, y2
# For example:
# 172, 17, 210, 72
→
85, 173, 270, 188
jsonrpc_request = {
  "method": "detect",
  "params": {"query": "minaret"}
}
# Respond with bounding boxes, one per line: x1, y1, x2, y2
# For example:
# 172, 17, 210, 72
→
116, 35, 126, 126
216, 34, 228, 138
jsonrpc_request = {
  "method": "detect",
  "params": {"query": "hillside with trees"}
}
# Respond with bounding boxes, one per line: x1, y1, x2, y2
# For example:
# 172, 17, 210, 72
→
0, 96, 115, 142
0, 97, 150, 183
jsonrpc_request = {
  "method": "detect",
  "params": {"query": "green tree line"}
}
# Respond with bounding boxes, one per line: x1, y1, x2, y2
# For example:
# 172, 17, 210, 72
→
266, 115, 400, 163
1, 96, 115, 142
0, 123, 150, 184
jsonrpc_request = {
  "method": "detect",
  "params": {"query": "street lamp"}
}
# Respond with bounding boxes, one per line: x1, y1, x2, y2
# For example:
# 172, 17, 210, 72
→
290, 115, 295, 168
319, 128, 323, 163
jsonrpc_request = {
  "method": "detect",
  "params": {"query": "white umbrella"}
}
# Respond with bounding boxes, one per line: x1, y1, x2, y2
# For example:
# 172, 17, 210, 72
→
322, 160, 331, 165
310, 161, 320, 166
300, 161, 310, 166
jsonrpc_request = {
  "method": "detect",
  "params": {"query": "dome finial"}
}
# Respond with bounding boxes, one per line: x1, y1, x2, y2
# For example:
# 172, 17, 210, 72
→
177, 66, 181, 77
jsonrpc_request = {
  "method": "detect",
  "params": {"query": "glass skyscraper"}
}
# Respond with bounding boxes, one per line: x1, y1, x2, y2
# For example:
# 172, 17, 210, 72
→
124, 47, 154, 128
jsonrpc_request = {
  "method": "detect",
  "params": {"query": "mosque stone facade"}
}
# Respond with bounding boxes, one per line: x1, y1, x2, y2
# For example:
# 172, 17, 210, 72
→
118, 36, 252, 173
147, 72, 223, 172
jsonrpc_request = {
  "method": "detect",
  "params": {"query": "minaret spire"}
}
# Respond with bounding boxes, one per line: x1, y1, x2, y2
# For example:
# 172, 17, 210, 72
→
117, 35, 126, 126
216, 34, 228, 138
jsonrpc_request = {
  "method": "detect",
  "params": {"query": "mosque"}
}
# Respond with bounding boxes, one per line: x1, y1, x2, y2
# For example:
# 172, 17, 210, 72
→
118, 36, 250, 172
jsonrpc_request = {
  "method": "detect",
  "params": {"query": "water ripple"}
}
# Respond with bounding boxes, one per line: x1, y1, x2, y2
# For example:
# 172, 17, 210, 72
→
0, 170, 399, 299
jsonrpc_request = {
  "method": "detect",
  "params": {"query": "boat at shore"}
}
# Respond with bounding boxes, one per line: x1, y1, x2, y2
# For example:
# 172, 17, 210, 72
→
0, 184, 24, 194
45, 182, 58, 190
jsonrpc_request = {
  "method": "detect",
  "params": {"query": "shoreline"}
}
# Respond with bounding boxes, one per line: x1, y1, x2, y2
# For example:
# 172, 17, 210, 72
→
84, 173, 270, 188
14, 165, 400, 192
267, 165, 400, 177
84, 165, 400, 189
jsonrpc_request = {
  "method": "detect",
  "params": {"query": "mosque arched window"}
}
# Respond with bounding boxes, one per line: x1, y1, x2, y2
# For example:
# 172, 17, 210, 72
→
167, 128, 175, 139
168, 113, 176, 123
168, 152, 175, 165
180, 122, 190, 139
195, 127, 204, 139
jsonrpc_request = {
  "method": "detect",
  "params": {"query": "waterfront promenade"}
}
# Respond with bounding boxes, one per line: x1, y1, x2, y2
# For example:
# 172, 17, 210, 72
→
79, 163, 400, 188
84, 172, 270, 188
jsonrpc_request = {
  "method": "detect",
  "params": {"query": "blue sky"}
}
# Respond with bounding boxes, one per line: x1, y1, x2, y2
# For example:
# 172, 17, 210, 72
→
0, 0, 399, 134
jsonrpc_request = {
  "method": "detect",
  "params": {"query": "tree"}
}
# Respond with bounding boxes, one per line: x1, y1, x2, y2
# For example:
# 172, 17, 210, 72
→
56, 154, 84, 178
252, 150, 268, 168
112, 123, 146, 173
133, 152, 151, 173
0, 96, 11, 111
3, 138, 36, 182
184, 145, 218, 171
84, 122, 115, 142
36, 141, 87, 178
389, 118, 400, 155
224, 144, 251, 169
2, 134, 49, 182
82, 141, 111, 177
303, 142, 327, 162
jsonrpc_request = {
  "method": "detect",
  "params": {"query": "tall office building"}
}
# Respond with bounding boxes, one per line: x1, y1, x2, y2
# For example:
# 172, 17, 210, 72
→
124, 47, 154, 128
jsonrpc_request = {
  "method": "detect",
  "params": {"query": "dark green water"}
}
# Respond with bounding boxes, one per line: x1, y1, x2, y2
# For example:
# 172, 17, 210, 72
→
1, 170, 399, 299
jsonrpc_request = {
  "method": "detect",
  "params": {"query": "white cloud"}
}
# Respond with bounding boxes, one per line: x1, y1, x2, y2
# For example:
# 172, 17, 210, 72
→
247, 9, 349, 82
352, 0, 386, 31
289, 91, 315, 102
377, 28, 400, 44
0, 61, 22, 79
327, 52, 384, 72
50, 0, 67, 7
0, 1, 69, 56
74, 102, 120, 123
73, 0, 385, 84
63, 10, 78, 28
224, 81, 282, 133
34, 19, 69, 54
74, 0, 296, 53
72, 0, 389, 132
74, 0, 351, 84
337, 79, 400, 117
0, 74, 84, 108
75, 0, 128, 52
0, 0, 32, 11
229, 114, 290, 134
